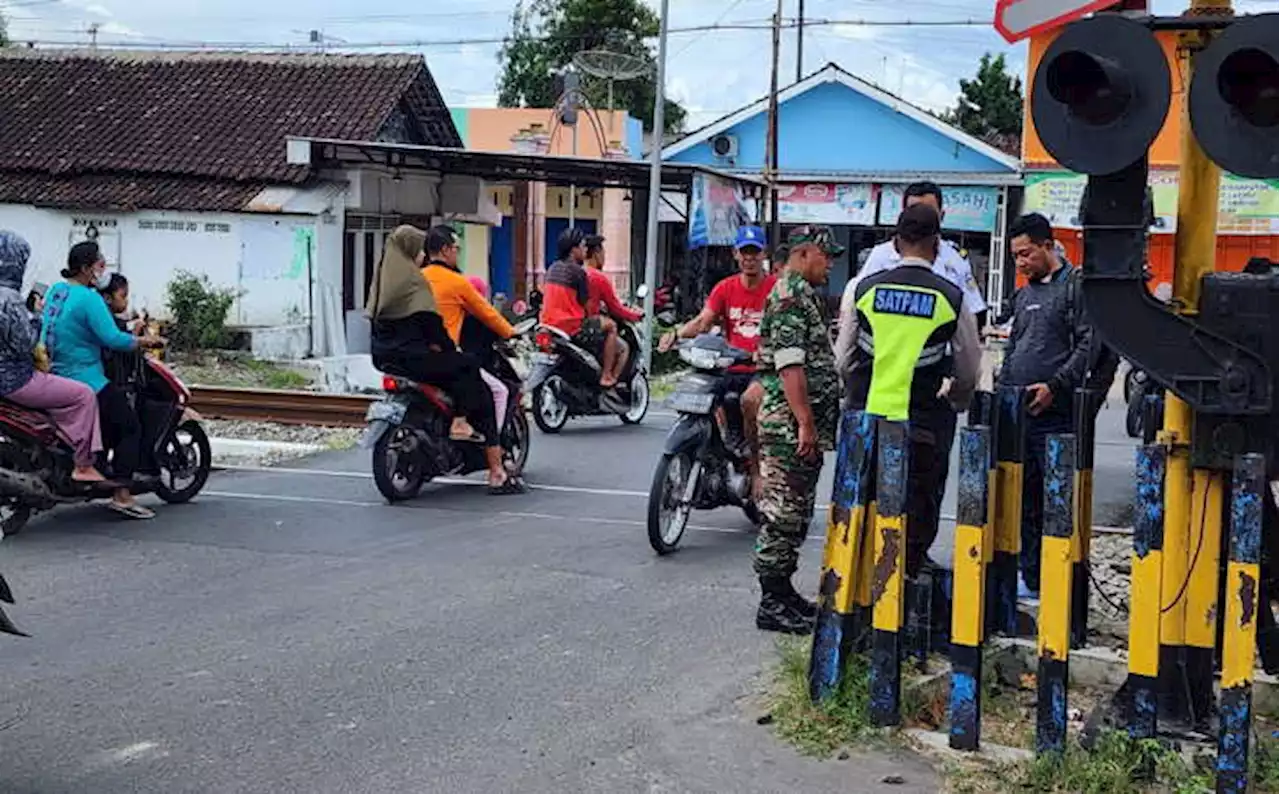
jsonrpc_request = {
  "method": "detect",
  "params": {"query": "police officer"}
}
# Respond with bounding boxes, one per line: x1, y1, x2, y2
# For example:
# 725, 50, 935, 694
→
753, 225, 844, 635
835, 204, 982, 580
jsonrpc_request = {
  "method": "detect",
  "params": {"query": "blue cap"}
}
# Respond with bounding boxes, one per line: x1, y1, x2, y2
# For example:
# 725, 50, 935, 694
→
734, 225, 766, 250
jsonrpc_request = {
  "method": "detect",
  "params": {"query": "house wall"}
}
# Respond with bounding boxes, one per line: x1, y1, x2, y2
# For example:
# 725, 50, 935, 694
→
0, 202, 343, 345
665, 81, 1012, 175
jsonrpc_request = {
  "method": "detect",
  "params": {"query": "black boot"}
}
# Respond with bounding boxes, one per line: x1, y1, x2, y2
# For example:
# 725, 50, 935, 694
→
777, 577, 817, 619
757, 576, 814, 635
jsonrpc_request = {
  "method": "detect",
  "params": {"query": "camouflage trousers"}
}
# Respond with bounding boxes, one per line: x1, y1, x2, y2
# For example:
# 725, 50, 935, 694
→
753, 445, 823, 579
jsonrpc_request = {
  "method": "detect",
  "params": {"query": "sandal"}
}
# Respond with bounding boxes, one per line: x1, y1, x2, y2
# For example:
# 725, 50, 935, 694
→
107, 501, 155, 520
487, 475, 527, 496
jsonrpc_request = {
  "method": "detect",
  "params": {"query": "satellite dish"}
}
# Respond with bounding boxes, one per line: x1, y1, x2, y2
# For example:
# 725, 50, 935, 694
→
572, 49, 650, 82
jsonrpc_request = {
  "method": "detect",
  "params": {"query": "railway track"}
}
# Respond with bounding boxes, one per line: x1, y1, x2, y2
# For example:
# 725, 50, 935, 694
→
190, 386, 374, 427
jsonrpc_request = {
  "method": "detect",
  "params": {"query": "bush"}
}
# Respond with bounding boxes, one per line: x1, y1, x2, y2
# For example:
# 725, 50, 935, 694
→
165, 271, 239, 352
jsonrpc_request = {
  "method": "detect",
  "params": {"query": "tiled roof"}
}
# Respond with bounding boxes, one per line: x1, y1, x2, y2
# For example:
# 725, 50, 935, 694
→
0, 172, 266, 213
0, 49, 461, 210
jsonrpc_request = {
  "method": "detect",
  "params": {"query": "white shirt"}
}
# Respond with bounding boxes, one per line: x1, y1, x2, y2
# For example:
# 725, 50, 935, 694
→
841, 239, 987, 318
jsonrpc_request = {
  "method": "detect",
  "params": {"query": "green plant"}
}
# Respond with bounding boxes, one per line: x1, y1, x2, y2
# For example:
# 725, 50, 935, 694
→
165, 271, 240, 352
766, 637, 876, 756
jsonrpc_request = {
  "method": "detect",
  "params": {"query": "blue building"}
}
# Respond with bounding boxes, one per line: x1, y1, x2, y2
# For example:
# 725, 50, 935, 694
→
661, 63, 1022, 308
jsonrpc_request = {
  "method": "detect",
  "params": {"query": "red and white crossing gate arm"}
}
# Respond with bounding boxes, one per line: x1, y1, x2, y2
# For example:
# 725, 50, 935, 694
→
993, 0, 1119, 42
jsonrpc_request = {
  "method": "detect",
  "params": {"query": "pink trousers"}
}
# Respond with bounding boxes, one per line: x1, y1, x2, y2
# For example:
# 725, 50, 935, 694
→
479, 369, 508, 432
6, 372, 103, 466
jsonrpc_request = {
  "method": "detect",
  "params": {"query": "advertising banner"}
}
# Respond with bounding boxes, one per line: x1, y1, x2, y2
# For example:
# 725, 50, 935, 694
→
877, 185, 1000, 232
1023, 170, 1278, 236
688, 173, 754, 248
776, 183, 878, 225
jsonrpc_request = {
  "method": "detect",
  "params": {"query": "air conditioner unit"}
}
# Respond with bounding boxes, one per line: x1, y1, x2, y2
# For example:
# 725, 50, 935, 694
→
710, 133, 738, 160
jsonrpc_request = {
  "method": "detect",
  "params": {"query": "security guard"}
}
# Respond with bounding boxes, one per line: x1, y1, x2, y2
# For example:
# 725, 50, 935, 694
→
835, 203, 982, 578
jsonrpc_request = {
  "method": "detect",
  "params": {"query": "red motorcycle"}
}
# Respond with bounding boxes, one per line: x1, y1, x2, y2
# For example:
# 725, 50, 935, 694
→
0, 357, 212, 535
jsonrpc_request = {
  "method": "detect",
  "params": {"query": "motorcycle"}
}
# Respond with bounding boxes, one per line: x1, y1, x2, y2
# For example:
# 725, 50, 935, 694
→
526, 302, 651, 434
1124, 364, 1164, 442
646, 333, 760, 555
361, 323, 534, 503
0, 357, 212, 535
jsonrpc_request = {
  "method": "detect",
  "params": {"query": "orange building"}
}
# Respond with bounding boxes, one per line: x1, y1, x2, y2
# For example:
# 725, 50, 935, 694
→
1020, 25, 1278, 295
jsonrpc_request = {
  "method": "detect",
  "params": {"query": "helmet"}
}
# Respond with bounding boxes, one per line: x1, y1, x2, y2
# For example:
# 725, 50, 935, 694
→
556, 227, 586, 261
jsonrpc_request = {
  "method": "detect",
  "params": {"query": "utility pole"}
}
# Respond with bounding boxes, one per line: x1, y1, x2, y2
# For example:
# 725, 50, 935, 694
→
88, 23, 100, 48
765, 0, 782, 248
640, 0, 670, 373
796, 0, 805, 82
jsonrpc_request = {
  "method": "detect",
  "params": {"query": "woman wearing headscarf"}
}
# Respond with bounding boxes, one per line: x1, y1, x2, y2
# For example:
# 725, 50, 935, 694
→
366, 225, 524, 495
0, 231, 107, 485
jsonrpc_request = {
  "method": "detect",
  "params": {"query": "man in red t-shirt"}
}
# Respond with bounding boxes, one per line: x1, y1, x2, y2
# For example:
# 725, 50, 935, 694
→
584, 234, 642, 386
660, 225, 776, 467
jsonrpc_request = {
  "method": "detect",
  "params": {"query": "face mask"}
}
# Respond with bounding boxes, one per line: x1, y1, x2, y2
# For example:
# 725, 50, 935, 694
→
95, 269, 112, 290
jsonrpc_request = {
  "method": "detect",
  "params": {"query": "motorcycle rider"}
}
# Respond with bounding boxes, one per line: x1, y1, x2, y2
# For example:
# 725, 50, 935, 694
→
366, 225, 523, 496
540, 227, 621, 389
419, 225, 518, 442
660, 225, 775, 478
583, 234, 642, 385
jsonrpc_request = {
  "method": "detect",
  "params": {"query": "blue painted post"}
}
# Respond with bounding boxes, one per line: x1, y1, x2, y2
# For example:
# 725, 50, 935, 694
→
949, 425, 992, 751
869, 419, 909, 727
1035, 433, 1075, 755
1126, 444, 1166, 740
809, 410, 876, 703
987, 386, 1024, 637
1217, 454, 1265, 794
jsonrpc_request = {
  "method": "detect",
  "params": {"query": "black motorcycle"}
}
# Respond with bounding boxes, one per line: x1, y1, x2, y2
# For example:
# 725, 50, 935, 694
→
361, 325, 534, 503
526, 316, 651, 433
646, 333, 760, 555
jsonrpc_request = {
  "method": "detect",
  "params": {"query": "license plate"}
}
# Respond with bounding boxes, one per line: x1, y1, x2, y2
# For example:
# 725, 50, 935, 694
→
668, 391, 715, 415
365, 400, 407, 424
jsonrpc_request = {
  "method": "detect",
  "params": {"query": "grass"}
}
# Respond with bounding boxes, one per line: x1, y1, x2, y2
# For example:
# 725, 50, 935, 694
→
170, 352, 313, 390
766, 636, 878, 756
764, 639, 1280, 794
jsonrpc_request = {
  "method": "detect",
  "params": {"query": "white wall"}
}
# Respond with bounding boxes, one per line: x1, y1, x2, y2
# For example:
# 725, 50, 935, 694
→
0, 203, 343, 354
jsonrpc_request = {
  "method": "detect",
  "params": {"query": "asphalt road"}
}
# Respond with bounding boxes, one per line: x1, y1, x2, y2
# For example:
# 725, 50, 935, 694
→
0, 402, 1140, 793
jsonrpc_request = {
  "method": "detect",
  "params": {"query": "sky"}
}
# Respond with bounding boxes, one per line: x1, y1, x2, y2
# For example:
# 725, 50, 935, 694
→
3, 0, 1277, 132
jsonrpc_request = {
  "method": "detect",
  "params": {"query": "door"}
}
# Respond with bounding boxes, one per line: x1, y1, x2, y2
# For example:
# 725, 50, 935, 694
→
489, 215, 514, 299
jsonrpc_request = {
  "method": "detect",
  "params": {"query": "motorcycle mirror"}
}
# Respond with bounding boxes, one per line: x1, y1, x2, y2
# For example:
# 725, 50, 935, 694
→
635, 284, 650, 300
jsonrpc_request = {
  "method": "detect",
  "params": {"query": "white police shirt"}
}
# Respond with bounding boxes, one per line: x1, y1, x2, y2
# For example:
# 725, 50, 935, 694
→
840, 239, 987, 318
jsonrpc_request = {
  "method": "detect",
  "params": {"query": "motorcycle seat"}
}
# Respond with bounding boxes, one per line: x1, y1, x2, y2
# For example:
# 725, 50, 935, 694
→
0, 399, 60, 442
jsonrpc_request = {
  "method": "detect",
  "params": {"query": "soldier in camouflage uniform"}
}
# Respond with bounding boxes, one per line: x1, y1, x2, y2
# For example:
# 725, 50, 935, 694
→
753, 225, 844, 634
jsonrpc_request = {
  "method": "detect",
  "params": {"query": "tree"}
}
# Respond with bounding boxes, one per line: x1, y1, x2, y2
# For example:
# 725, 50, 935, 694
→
944, 53, 1023, 155
497, 0, 687, 135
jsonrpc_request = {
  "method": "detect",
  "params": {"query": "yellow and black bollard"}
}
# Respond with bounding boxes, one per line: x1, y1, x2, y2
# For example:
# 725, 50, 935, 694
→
1183, 467, 1225, 723
809, 410, 876, 702
1035, 433, 1075, 754
988, 385, 1024, 637
1070, 387, 1096, 649
1127, 443, 1166, 739
948, 425, 991, 751
1216, 453, 1265, 794
869, 419, 909, 727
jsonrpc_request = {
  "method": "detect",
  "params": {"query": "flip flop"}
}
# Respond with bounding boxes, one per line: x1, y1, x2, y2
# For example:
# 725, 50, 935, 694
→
107, 501, 155, 520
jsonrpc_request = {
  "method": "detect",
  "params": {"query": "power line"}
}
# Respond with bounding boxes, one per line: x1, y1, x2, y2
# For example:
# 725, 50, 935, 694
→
8, 18, 998, 51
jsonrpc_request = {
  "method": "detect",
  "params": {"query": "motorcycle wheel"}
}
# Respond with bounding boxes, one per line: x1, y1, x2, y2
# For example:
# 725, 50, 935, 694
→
620, 371, 650, 425
647, 452, 695, 555
503, 410, 531, 476
532, 377, 569, 434
155, 420, 212, 504
742, 500, 763, 526
372, 425, 426, 503
0, 442, 32, 536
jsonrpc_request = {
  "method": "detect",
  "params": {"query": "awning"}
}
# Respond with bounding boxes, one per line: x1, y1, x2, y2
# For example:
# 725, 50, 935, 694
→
286, 137, 766, 195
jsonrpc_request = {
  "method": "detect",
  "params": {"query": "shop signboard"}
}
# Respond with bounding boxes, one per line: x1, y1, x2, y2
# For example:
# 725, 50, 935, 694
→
776, 183, 878, 226
877, 185, 1000, 232
688, 173, 754, 248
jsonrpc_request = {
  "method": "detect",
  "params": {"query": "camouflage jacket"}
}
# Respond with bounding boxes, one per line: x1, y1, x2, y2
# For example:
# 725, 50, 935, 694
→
756, 268, 840, 451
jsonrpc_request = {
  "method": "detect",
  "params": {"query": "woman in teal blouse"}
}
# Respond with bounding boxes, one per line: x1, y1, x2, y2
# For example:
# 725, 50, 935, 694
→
42, 242, 164, 519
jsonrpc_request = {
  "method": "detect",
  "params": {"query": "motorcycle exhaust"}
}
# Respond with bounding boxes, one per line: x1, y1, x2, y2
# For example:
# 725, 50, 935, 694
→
0, 467, 52, 502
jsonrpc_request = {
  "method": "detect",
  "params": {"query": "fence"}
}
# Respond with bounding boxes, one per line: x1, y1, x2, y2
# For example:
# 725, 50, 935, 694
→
808, 389, 1269, 786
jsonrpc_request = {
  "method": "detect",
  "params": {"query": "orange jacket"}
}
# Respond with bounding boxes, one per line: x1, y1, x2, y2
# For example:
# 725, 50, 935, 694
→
421, 263, 515, 345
